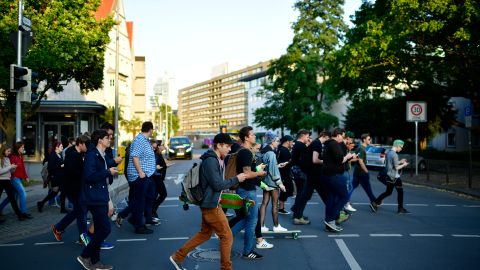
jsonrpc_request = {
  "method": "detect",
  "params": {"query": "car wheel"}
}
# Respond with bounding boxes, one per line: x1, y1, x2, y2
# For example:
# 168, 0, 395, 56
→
418, 160, 427, 171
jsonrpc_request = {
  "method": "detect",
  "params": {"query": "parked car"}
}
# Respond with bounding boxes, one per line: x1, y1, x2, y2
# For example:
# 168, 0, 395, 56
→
168, 136, 193, 160
365, 145, 427, 171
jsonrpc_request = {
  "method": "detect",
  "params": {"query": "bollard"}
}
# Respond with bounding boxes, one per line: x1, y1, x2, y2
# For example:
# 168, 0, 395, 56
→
445, 162, 450, 185
426, 160, 430, 182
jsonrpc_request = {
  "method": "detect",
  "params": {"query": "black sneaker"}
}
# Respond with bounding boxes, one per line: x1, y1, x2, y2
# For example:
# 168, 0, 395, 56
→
145, 219, 161, 226
91, 261, 113, 270
77, 256, 92, 270
278, 209, 290, 215
242, 251, 263, 260
397, 208, 410, 214
135, 226, 153, 234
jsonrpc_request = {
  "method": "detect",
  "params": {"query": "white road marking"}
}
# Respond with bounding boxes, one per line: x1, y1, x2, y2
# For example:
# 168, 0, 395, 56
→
34, 242, 64, 245
405, 204, 429, 206
298, 235, 318, 239
370, 234, 403, 237
306, 202, 319, 205
116, 239, 147, 242
159, 205, 179, 208
335, 239, 362, 270
159, 237, 189, 241
0, 243, 24, 247
410, 234, 443, 237
463, 205, 480, 208
328, 234, 360, 238
451, 234, 480, 238
435, 204, 456, 207
174, 174, 184, 185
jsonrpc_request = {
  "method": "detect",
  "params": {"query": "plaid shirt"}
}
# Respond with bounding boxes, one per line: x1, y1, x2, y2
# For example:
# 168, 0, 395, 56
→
127, 133, 155, 181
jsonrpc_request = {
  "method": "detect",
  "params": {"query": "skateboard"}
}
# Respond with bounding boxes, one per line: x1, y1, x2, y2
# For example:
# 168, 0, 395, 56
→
219, 193, 255, 210
262, 229, 301, 240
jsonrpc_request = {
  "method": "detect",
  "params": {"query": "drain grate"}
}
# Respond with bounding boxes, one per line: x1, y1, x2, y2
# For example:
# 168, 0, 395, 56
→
188, 248, 241, 262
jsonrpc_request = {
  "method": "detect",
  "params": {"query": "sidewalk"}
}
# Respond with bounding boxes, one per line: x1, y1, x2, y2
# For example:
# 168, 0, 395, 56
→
0, 162, 129, 244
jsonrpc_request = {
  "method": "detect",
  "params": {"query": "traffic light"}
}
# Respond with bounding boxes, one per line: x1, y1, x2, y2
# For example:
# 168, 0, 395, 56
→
9, 64, 29, 92
30, 70, 40, 103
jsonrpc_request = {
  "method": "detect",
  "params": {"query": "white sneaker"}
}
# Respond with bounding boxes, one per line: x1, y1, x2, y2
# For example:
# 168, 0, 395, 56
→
345, 202, 357, 212
261, 226, 269, 233
256, 239, 274, 249
273, 224, 288, 232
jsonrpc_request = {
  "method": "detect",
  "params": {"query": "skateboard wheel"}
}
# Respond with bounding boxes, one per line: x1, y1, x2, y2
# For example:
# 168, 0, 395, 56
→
183, 204, 189, 211
293, 232, 298, 240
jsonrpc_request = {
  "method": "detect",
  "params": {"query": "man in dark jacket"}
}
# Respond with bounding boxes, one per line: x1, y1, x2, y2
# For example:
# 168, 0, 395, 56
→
77, 129, 118, 270
51, 135, 89, 242
170, 133, 254, 270
322, 128, 356, 233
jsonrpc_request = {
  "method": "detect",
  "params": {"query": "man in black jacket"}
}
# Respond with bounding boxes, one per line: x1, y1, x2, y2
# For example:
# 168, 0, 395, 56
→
322, 128, 356, 233
77, 129, 118, 270
51, 135, 89, 242
290, 129, 311, 225
170, 133, 254, 270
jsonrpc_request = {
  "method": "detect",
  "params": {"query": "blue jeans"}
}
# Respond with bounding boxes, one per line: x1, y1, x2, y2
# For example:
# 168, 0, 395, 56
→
81, 204, 111, 264
351, 173, 376, 203
324, 173, 349, 222
0, 177, 27, 213
230, 187, 258, 255
55, 194, 87, 236
130, 176, 154, 228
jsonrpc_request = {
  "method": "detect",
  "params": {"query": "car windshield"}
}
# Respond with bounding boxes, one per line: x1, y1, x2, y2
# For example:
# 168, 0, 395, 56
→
366, 146, 385, 153
170, 138, 190, 145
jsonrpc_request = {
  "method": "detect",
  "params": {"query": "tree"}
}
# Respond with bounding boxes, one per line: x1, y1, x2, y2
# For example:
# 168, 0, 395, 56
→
121, 117, 142, 140
152, 103, 179, 137
99, 106, 124, 126
255, 0, 347, 133
334, 0, 480, 140
0, 0, 115, 143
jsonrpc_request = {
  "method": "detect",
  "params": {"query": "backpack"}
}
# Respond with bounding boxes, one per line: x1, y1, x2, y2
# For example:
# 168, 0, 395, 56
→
224, 152, 239, 190
41, 161, 49, 188
181, 161, 206, 205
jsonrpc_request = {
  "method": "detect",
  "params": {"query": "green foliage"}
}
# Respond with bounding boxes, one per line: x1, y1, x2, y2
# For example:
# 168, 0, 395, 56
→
336, 0, 480, 140
99, 106, 124, 125
0, 0, 115, 142
255, 0, 347, 133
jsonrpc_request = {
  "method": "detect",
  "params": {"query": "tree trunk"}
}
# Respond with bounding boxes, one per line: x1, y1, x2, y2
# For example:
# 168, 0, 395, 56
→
0, 113, 17, 145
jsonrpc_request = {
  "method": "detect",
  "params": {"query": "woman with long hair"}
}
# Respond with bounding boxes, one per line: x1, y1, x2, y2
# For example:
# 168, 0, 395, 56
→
37, 141, 65, 212
0, 142, 32, 218
0, 144, 27, 221
151, 140, 168, 219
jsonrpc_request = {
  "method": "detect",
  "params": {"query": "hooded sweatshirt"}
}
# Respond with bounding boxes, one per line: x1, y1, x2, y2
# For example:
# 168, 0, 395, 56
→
199, 149, 239, 208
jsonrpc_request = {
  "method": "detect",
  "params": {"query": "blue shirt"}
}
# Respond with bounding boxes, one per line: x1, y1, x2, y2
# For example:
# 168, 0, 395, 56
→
126, 133, 156, 181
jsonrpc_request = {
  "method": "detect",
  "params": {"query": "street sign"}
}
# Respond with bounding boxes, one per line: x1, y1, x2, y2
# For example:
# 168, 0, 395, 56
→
20, 16, 31, 32
406, 101, 427, 122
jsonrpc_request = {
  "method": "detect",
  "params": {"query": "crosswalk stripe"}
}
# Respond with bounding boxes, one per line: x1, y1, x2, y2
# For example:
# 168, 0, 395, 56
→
335, 239, 362, 270
34, 242, 64, 245
328, 234, 360, 238
159, 237, 189, 241
410, 234, 443, 237
370, 234, 403, 237
116, 239, 147, 242
451, 234, 480, 238
435, 204, 456, 207
0, 243, 24, 247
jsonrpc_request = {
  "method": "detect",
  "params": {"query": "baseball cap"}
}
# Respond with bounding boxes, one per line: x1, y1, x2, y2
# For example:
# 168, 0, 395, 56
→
213, 133, 234, 145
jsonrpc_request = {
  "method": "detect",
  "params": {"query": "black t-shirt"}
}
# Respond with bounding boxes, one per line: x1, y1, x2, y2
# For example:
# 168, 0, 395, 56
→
291, 141, 310, 172
236, 147, 258, 190
277, 145, 292, 180
323, 139, 346, 176
310, 138, 323, 175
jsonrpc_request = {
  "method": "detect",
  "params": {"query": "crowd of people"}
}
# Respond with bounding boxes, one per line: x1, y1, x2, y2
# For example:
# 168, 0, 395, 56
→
0, 121, 411, 270
170, 125, 410, 270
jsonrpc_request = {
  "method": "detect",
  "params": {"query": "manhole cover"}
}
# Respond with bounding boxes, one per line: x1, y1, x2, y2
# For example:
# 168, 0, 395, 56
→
188, 248, 241, 262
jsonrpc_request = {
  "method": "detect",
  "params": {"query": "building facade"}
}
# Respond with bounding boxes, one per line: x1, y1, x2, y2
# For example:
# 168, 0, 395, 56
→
178, 61, 269, 135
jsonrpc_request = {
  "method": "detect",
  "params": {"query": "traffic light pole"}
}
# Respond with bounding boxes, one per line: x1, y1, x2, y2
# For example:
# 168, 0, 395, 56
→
16, 0, 23, 142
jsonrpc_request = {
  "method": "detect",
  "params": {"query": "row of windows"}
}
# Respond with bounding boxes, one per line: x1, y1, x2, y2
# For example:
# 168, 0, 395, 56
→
189, 104, 209, 110
224, 97, 245, 105
223, 88, 245, 97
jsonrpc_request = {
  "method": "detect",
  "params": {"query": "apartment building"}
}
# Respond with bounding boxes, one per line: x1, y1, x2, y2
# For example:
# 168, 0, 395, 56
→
178, 61, 269, 135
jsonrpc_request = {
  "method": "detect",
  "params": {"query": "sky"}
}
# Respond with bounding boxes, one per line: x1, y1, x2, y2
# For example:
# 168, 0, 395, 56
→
123, 0, 362, 109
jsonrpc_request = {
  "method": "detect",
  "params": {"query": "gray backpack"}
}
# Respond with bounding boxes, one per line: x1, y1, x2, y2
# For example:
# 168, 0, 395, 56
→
181, 161, 205, 205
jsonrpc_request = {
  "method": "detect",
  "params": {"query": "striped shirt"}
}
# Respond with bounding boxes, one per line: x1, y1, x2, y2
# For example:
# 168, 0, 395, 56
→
126, 133, 156, 181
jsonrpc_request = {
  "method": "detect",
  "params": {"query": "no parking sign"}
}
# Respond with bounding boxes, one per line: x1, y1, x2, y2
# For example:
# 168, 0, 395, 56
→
406, 101, 427, 122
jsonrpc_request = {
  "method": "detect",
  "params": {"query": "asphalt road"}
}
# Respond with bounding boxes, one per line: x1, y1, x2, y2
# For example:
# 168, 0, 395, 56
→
1, 149, 479, 270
